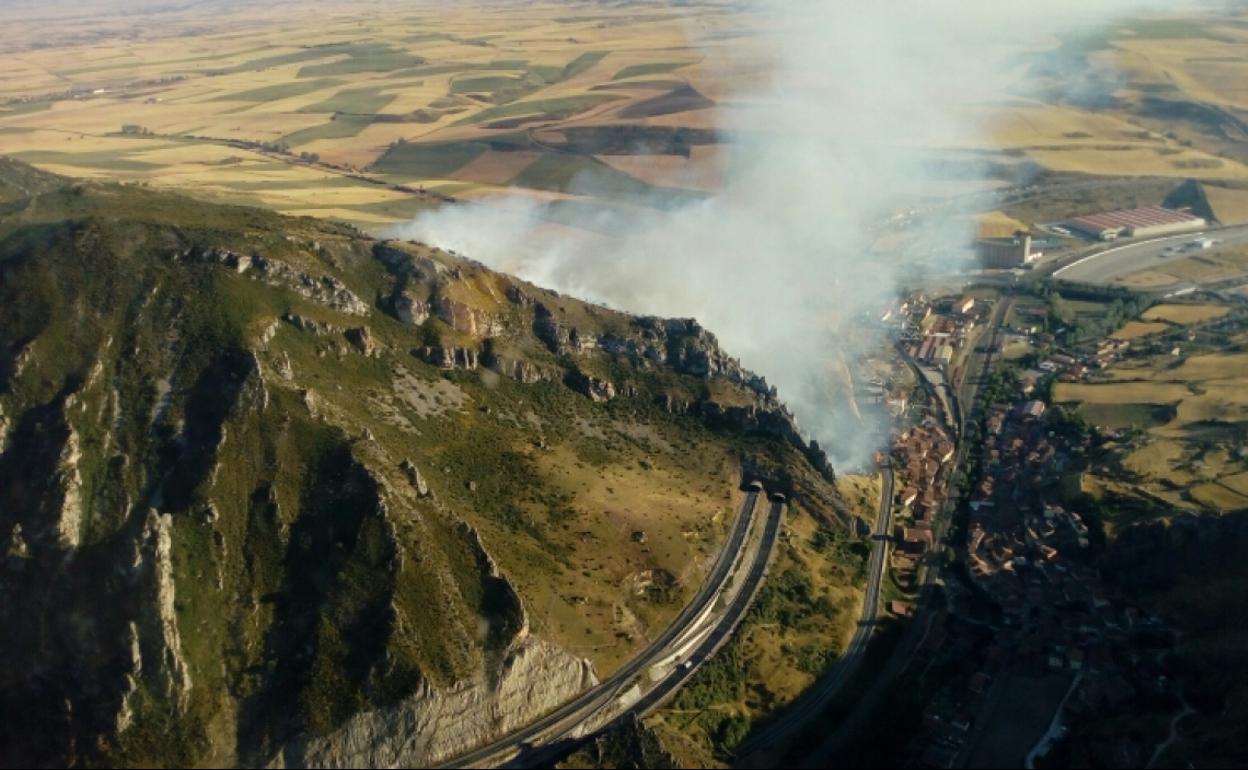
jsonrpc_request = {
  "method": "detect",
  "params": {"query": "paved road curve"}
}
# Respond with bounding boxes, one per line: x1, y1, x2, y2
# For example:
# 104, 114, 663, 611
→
732, 467, 895, 761
436, 489, 764, 769
1046, 223, 1248, 289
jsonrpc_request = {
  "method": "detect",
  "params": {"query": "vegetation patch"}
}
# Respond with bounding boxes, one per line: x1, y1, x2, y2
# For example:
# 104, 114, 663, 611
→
212, 78, 345, 103
458, 94, 622, 126
612, 61, 694, 81
281, 114, 375, 146
297, 87, 396, 115
296, 44, 426, 77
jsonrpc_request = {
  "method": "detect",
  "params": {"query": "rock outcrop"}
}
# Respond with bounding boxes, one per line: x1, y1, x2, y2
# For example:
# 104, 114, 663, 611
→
133, 509, 193, 713
698, 400, 834, 480
399, 459, 431, 498
433, 295, 501, 338
283, 312, 339, 336
192, 247, 369, 315
5, 524, 28, 562
565, 367, 617, 403
392, 288, 432, 326
373, 242, 449, 281
271, 637, 597, 768
52, 426, 83, 549
345, 326, 377, 356
492, 356, 545, 384
114, 622, 143, 734
534, 303, 583, 355
414, 345, 480, 371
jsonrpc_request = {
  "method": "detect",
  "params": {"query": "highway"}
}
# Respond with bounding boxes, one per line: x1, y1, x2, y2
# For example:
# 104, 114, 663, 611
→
517, 500, 791, 769
436, 487, 774, 769
1045, 223, 1248, 290
732, 466, 895, 762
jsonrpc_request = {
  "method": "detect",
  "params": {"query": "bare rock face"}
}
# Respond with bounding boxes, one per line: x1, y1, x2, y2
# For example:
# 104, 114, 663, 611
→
114, 622, 143, 734
192, 247, 369, 316
399, 459, 430, 497
134, 509, 193, 712
52, 427, 83, 549
270, 638, 598, 768
265, 507, 597, 768
275, 352, 294, 381
414, 345, 479, 371
5, 524, 29, 562
392, 289, 432, 326
0, 401, 7, 454
373, 242, 449, 281
434, 295, 501, 338
345, 326, 377, 356
505, 284, 533, 307
565, 367, 616, 403
283, 312, 339, 336
534, 303, 577, 355
494, 357, 545, 384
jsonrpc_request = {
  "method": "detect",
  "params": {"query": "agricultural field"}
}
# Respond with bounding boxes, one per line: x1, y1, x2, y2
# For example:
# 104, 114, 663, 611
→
0, 0, 747, 229
7, 3, 1248, 233
1055, 299, 1248, 522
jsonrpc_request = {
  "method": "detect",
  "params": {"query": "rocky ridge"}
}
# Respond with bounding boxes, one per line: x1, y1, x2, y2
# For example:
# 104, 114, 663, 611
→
0, 161, 845, 768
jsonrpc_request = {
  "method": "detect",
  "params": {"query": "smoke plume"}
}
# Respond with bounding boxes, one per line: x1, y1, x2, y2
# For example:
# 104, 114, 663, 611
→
389, 0, 1203, 470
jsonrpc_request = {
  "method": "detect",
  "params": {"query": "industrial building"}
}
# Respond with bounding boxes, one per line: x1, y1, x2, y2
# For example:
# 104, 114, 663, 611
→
1065, 206, 1206, 241
979, 232, 1040, 269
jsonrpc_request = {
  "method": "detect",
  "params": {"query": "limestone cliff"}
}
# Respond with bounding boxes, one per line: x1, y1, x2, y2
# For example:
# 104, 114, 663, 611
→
272, 638, 597, 768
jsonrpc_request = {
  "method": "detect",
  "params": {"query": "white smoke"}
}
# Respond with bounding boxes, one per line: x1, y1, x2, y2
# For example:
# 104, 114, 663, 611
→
388, 0, 1207, 470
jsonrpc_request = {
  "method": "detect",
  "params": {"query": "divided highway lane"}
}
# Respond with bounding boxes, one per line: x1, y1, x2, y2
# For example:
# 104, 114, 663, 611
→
1046, 223, 1248, 287
733, 467, 895, 761
628, 499, 786, 714
437, 488, 763, 769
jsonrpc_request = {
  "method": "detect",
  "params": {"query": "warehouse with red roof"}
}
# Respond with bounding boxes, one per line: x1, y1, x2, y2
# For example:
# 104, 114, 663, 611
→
1066, 206, 1206, 241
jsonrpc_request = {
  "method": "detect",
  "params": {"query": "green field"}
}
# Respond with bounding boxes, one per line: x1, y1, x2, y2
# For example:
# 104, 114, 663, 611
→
209, 46, 349, 76
370, 140, 492, 178
8, 150, 161, 172
281, 114, 375, 146
298, 87, 396, 115
1077, 402, 1176, 430
450, 75, 527, 94
461, 94, 622, 125
213, 78, 345, 103
295, 44, 426, 77
612, 61, 694, 80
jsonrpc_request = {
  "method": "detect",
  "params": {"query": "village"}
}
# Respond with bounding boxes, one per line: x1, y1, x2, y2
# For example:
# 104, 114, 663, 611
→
867, 286, 1188, 768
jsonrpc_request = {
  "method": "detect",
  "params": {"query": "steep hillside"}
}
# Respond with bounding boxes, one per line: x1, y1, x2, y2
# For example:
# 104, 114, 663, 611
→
0, 159, 850, 767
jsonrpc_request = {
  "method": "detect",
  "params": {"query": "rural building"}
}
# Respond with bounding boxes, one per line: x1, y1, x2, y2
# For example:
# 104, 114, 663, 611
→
1021, 400, 1047, 420
1065, 206, 1206, 241
979, 232, 1040, 268
896, 525, 934, 554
